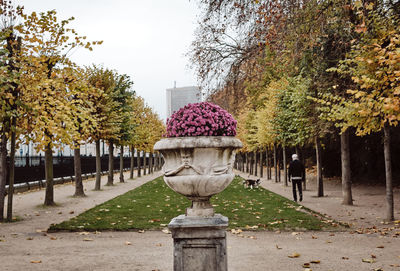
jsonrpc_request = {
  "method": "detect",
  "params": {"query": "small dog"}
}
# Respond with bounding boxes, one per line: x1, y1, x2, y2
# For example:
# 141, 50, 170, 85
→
243, 178, 261, 189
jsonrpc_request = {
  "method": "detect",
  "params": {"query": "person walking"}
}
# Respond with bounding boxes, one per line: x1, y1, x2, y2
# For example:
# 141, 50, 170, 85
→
288, 154, 305, 202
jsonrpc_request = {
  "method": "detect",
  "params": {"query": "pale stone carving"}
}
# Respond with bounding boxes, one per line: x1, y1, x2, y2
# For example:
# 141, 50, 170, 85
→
154, 136, 242, 217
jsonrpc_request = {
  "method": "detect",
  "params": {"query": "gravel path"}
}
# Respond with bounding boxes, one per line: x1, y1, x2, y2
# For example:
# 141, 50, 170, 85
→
1, 170, 399, 271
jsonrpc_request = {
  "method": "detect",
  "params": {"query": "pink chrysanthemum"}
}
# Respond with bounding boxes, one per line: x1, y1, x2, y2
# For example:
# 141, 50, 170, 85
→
165, 102, 237, 137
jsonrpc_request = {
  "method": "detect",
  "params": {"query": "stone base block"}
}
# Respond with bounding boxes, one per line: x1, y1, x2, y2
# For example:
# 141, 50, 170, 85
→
168, 214, 228, 271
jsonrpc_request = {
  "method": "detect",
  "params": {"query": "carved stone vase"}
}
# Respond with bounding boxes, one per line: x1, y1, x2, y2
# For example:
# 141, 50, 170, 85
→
154, 136, 242, 217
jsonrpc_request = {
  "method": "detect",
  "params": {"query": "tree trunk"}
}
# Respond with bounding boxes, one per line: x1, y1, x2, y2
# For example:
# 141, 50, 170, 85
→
283, 146, 288, 186
73, 146, 85, 197
158, 152, 162, 170
273, 144, 278, 183
107, 140, 114, 186
6, 125, 16, 221
266, 148, 270, 180
244, 153, 248, 173
259, 151, 263, 178
249, 153, 252, 175
130, 146, 134, 179
301, 147, 307, 191
137, 150, 141, 177
316, 137, 323, 197
44, 143, 55, 206
0, 132, 7, 220
120, 145, 124, 183
341, 130, 353, 205
254, 151, 258, 176
242, 153, 245, 172
383, 123, 394, 221
94, 139, 101, 191
154, 152, 158, 171
252, 152, 255, 175
278, 158, 281, 182
150, 152, 154, 173
143, 151, 147, 175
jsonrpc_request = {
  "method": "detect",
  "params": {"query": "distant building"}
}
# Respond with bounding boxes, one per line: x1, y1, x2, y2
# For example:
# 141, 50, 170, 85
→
166, 85, 201, 118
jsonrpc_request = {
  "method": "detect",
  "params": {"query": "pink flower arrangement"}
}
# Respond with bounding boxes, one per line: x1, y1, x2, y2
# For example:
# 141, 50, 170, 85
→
165, 102, 237, 137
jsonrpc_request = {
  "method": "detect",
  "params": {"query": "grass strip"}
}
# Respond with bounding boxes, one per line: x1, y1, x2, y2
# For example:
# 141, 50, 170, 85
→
49, 176, 339, 231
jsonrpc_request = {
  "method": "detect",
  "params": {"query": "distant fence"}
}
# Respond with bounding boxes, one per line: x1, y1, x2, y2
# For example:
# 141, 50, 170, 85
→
6, 155, 153, 185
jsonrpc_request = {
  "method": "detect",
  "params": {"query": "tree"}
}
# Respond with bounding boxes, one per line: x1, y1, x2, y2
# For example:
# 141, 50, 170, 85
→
129, 98, 164, 175
127, 96, 146, 179
19, 10, 100, 205
0, 1, 24, 220
85, 65, 119, 190
66, 68, 99, 197
322, 2, 400, 219
113, 73, 134, 183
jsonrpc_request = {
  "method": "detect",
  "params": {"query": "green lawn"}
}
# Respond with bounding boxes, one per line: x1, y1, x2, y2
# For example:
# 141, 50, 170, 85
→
49, 176, 340, 231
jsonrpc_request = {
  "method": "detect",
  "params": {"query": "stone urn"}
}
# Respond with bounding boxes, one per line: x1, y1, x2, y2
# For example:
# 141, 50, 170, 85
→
154, 136, 242, 217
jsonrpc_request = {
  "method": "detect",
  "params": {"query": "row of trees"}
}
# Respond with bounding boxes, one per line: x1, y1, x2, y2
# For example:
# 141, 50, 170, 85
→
0, 2, 164, 221
190, 0, 399, 221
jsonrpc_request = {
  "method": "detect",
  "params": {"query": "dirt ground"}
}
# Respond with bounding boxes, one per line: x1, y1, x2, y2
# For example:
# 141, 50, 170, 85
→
0, 170, 399, 271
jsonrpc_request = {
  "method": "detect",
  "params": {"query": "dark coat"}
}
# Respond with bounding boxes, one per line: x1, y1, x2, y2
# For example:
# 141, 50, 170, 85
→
288, 159, 305, 181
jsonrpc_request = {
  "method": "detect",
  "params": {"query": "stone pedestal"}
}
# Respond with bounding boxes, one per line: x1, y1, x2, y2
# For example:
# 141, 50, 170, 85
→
169, 214, 228, 271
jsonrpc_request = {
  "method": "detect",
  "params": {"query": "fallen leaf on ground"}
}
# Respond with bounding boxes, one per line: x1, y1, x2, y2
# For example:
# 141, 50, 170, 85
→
362, 258, 376, 263
376, 245, 384, 248
138, 230, 145, 233
26, 237, 33, 240
303, 263, 311, 268
276, 244, 282, 250
311, 235, 318, 239
231, 229, 243, 234
78, 232, 90, 235
83, 238, 93, 241
30, 260, 41, 263
342, 257, 349, 260
161, 229, 170, 234
310, 260, 320, 264
69, 211, 74, 214
125, 241, 131, 245
288, 253, 301, 258
245, 225, 258, 229
156, 243, 162, 247
49, 236, 57, 240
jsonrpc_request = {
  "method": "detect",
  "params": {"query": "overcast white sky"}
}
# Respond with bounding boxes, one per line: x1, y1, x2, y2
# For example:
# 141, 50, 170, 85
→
21, 0, 200, 121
